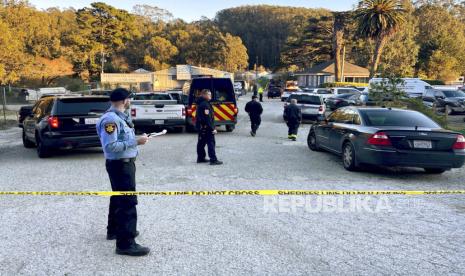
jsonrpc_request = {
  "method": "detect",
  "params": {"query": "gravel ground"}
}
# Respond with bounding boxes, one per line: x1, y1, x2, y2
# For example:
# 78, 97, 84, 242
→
0, 97, 465, 275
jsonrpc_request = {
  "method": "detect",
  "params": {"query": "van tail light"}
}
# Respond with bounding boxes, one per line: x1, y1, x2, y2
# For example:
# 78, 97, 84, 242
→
367, 132, 391, 146
318, 105, 324, 112
233, 107, 238, 114
182, 107, 186, 116
48, 116, 59, 128
131, 108, 136, 117
453, 134, 465, 150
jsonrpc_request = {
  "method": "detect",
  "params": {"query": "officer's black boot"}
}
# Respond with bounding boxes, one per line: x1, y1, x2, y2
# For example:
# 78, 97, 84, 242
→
116, 239, 150, 256
210, 160, 223, 165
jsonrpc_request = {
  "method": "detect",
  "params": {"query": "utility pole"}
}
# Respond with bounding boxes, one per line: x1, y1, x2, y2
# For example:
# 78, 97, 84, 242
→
2, 87, 6, 124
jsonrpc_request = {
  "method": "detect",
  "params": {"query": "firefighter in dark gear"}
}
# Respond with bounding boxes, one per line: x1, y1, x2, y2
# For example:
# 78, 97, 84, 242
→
196, 89, 223, 165
97, 88, 150, 257
284, 98, 302, 141
245, 95, 263, 137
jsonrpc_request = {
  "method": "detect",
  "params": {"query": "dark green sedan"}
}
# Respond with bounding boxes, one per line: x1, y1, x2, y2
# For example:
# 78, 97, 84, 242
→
307, 107, 465, 173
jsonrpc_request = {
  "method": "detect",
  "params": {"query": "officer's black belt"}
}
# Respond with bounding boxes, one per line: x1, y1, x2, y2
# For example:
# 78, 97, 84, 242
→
107, 158, 136, 163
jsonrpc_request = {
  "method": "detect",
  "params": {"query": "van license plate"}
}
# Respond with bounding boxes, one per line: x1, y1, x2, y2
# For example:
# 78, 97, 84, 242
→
413, 140, 432, 149
84, 118, 99, 125
154, 120, 164, 125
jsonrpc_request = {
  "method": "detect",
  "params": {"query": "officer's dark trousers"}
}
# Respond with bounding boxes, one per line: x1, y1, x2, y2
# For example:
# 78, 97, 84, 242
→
197, 129, 217, 162
259, 93, 263, 102
250, 116, 261, 134
287, 121, 300, 136
106, 159, 138, 249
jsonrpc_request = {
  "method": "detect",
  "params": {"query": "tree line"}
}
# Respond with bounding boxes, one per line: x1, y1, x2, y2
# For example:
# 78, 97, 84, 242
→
0, 0, 464, 88
0, 1, 249, 86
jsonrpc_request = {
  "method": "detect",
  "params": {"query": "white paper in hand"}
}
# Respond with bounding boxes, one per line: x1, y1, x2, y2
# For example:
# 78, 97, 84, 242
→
148, 129, 167, 137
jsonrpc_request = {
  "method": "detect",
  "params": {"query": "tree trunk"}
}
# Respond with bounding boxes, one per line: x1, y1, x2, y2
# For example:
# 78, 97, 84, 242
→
370, 35, 388, 78
333, 13, 345, 82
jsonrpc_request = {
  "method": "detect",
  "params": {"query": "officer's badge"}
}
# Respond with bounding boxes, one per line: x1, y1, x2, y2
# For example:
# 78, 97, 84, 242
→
204, 109, 209, 115
104, 123, 116, 134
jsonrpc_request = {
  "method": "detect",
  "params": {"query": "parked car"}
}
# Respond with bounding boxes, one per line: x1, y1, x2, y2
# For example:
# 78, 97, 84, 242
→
186, 78, 238, 132
330, 87, 361, 96
308, 88, 334, 102
130, 93, 186, 132
22, 95, 111, 158
283, 93, 325, 121
307, 107, 465, 173
267, 85, 282, 99
369, 78, 433, 98
325, 94, 360, 111
422, 89, 465, 115
281, 87, 302, 102
18, 105, 34, 128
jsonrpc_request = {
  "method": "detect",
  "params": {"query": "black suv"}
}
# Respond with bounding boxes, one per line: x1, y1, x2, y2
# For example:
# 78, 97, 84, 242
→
22, 95, 111, 158
422, 89, 465, 115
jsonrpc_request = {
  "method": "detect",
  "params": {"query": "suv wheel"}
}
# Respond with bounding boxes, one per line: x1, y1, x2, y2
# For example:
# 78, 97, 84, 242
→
307, 131, 320, 151
342, 142, 358, 171
22, 130, 35, 148
445, 105, 454, 115
36, 137, 51, 158
226, 125, 235, 132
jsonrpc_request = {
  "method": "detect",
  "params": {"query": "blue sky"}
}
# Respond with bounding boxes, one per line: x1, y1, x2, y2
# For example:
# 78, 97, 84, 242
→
29, 0, 359, 21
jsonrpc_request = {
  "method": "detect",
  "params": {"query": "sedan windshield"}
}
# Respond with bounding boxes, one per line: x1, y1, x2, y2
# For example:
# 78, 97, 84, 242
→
361, 110, 440, 128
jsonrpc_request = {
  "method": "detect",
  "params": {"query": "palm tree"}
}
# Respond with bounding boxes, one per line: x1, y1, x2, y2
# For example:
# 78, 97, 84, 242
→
355, 0, 406, 77
333, 12, 346, 82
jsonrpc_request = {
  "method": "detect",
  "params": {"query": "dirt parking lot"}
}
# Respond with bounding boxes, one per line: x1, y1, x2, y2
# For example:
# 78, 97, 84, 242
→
0, 98, 464, 275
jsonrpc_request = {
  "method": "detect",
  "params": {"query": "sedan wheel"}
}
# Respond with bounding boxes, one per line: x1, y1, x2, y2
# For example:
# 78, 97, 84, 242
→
307, 131, 320, 151
342, 142, 358, 171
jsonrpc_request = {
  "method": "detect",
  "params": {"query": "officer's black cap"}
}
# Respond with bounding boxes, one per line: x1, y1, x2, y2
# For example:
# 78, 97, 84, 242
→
110, 88, 132, 102
252, 95, 258, 99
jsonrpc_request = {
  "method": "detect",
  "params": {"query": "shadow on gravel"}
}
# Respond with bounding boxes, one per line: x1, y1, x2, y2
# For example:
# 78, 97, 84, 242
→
316, 150, 449, 179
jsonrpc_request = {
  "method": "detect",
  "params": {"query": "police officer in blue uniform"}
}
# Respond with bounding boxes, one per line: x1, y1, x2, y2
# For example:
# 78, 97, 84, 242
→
196, 89, 223, 165
97, 88, 150, 256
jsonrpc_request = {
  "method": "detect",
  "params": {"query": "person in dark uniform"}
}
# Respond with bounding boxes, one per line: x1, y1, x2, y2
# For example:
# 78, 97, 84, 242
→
196, 89, 223, 165
97, 88, 150, 256
245, 95, 263, 137
284, 98, 302, 141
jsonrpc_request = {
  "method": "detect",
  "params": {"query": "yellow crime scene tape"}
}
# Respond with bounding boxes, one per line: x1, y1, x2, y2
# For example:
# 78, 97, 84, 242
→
0, 190, 465, 196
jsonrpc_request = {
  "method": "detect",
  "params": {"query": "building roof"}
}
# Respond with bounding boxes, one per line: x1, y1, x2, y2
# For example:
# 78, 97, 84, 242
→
133, 68, 152, 73
296, 60, 369, 77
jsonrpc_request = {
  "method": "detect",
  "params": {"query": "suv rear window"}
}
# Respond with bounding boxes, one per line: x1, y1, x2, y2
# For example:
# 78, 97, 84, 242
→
55, 98, 110, 115
289, 94, 322, 105
189, 78, 236, 104
133, 94, 172, 100
361, 110, 440, 128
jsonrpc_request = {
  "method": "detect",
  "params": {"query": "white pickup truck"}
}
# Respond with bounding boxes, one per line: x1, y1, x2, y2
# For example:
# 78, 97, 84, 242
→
130, 93, 186, 132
